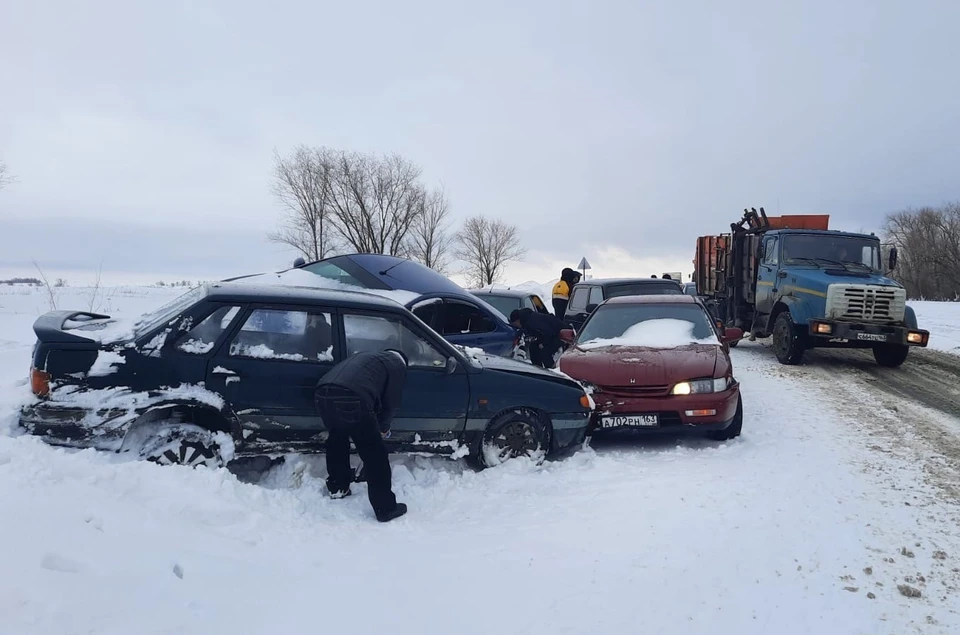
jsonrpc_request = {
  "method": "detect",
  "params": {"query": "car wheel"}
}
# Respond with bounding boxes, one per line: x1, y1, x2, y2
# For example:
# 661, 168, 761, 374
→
728, 339, 739, 348
476, 410, 548, 468
708, 395, 743, 441
141, 424, 224, 468
772, 312, 805, 365
873, 343, 910, 368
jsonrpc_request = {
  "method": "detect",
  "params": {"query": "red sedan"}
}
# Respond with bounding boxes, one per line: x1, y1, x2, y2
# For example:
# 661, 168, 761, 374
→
558, 295, 743, 440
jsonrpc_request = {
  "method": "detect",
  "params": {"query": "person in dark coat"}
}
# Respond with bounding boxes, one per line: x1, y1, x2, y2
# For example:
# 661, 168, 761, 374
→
551, 267, 582, 317
315, 349, 408, 522
510, 308, 568, 369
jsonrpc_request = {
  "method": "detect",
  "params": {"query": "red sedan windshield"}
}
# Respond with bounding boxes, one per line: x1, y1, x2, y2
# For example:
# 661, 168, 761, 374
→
578, 304, 717, 346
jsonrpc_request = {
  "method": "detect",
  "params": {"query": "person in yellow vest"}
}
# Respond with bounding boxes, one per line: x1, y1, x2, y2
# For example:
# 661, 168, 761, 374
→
551, 268, 581, 317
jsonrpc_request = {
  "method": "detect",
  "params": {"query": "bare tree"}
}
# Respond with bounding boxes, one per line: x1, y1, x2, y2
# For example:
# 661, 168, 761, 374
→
326, 152, 424, 255
0, 160, 12, 189
407, 186, 453, 272
885, 202, 960, 300
268, 146, 337, 261
455, 216, 526, 287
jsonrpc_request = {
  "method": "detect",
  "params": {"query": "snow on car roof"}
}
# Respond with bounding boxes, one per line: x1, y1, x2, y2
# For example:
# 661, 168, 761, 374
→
225, 269, 419, 306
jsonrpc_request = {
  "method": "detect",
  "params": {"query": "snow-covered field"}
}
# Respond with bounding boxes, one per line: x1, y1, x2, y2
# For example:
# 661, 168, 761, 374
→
912, 301, 960, 355
2, 285, 960, 634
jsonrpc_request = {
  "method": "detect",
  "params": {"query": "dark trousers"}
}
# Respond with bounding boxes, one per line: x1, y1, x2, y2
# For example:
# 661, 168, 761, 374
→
532, 338, 563, 369
315, 385, 397, 514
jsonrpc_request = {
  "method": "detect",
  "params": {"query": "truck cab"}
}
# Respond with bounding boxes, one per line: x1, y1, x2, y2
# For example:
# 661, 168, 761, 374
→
696, 208, 929, 367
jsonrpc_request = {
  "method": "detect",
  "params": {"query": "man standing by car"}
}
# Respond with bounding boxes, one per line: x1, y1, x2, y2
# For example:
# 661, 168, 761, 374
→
551, 268, 581, 317
315, 349, 409, 523
510, 308, 569, 369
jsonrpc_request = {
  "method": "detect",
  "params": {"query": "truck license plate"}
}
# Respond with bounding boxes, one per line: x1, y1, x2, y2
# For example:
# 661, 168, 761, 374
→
601, 415, 659, 428
856, 333, 888, 342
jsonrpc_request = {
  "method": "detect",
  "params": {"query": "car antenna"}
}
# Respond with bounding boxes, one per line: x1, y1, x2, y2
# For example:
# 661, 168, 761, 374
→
379, 261, 405, 277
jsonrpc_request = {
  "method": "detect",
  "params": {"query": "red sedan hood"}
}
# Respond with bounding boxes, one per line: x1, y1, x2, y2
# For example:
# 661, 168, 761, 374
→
559, 344, 721, 387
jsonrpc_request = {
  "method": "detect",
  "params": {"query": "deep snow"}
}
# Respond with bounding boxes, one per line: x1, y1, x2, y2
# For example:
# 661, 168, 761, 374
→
2, 285, 960, 634
912, 301, 960, 355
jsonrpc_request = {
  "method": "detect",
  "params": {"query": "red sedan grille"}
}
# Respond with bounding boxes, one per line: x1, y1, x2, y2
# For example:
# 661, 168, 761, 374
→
596, 384, 670, 397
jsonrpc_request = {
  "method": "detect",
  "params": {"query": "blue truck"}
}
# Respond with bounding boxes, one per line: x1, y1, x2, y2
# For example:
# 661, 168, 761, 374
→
694, 207, 930, 367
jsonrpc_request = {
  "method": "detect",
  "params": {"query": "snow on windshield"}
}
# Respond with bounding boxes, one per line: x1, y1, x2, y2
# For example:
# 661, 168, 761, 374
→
579, 318, 720, 350
237, 268, 419, 306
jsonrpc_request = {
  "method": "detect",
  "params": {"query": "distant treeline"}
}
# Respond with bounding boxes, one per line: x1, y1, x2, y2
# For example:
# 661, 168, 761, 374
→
886, 202, 960, 301
1, 277, 42, 285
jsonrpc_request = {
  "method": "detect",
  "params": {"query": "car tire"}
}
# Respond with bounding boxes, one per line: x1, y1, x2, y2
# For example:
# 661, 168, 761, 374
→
873, 343, 910, 368
708, 395, 743, 441
141, 424, 224, 469
728, 339, 739, 348
474, 410, 548, 468
772, 312, 805, 365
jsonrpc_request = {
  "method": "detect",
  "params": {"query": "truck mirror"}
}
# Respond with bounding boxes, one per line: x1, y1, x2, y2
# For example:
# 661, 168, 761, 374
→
888, 247, 898, 271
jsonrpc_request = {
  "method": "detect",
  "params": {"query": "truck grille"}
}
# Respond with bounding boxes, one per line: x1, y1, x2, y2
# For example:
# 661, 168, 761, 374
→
825, 284, 906, 323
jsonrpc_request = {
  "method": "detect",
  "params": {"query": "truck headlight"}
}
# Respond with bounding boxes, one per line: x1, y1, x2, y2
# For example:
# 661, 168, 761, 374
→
671, 377, 729, 395
906, 331, 927, 345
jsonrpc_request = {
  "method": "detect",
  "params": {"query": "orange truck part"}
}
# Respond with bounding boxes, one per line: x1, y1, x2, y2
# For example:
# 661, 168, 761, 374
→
764, 214, 830, 230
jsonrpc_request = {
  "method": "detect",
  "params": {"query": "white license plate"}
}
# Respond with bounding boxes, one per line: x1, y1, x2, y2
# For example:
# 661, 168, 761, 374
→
856, 333, 888, 342
601, 414, 659, 428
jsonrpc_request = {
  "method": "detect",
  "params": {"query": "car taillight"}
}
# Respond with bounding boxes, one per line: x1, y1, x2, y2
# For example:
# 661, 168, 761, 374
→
31, 368, 50, 397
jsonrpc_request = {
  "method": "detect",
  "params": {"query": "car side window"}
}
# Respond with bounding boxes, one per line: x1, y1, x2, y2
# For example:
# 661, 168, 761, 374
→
441, 300, 495, 334
229, 309, 335, 362
531, 295, 547, 313
763, 236, 779, 266
176, 305, 242, 354
568, 287, 589, 313
343, 313, 447, 369
411, 298, 442, 329
588, 286, 604, 306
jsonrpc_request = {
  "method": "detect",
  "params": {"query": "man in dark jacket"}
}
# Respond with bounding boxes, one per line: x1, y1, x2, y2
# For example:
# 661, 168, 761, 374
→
315, 349, 408, 522
510, 308, 568, 369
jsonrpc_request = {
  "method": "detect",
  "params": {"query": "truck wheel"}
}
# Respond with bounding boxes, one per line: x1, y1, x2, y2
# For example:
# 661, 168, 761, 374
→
873, 344, 909, 368
772, 312, 805, 365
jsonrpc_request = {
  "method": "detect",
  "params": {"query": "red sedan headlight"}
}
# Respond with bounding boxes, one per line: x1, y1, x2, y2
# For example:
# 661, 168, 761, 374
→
671, 376, 730, 395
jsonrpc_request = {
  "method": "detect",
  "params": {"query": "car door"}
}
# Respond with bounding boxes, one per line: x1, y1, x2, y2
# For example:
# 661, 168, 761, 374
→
756, 235, 780, 316
206, 305, 339, 439
565, 286, 592, 330
339, 310, 471, 438
439, 297, 511, 356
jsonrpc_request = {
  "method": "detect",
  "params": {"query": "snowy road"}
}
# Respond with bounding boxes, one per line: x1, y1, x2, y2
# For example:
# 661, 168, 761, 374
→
2, 287, 960, 634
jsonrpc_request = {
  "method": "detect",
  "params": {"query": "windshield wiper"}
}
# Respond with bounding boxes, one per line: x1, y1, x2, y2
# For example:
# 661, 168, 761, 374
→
788, 258, 822, 268
840, 260, 873, 271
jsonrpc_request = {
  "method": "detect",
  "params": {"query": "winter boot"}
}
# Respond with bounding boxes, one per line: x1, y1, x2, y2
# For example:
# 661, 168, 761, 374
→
375, 503, 407, 523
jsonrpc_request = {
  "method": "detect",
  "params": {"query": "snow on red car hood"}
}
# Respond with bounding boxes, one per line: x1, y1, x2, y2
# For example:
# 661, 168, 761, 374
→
558, 343, 723, 387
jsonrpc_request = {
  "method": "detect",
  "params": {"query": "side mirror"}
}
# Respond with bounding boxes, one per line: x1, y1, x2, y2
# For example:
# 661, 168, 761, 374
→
446, 356, 458, 374
585, 303, 598, 314
559, 328, 576, 344
888, 247, 898, 271
721, 327, 744, 343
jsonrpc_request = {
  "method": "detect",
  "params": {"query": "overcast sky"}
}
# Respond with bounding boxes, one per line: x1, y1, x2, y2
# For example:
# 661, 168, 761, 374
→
2, 0, 959, 286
